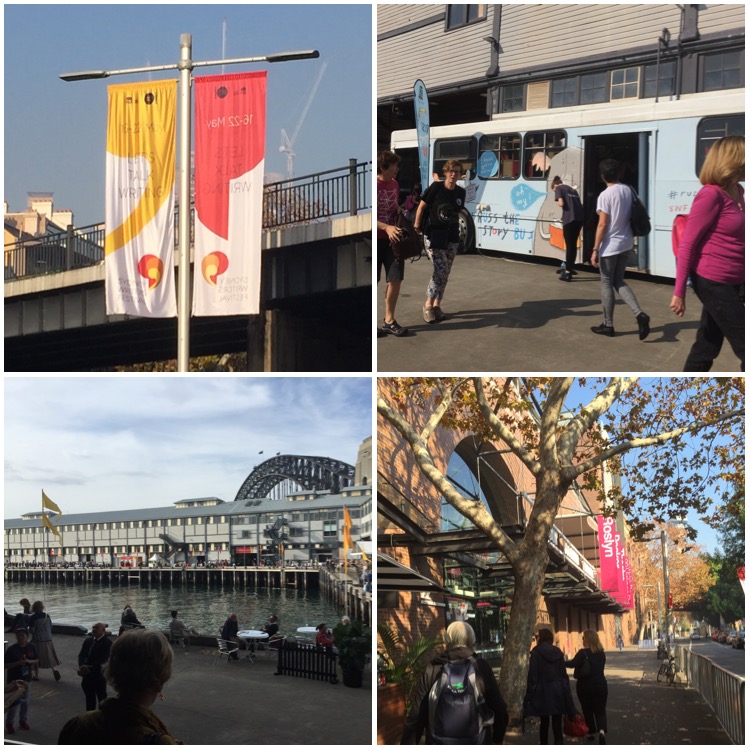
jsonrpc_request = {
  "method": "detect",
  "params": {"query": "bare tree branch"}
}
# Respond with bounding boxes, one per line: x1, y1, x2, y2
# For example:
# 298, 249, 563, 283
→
419, 378, 470, 444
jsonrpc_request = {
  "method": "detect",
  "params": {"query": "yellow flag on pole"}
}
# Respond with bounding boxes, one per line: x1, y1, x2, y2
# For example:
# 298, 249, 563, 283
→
42, 511, 63, 543
343, 506, 353, 573
42, 490, 62, 517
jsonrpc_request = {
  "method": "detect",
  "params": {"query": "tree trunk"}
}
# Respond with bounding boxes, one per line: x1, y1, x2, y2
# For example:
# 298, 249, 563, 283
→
499, 534, 550, 726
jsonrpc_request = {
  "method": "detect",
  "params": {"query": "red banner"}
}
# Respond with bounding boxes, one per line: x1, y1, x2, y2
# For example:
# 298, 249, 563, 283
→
193, 72, 267, 316
597, 516, 623, 601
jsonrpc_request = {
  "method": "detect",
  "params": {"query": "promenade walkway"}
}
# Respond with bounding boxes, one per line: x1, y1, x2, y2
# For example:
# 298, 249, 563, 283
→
5, 631, 371, 745
505, 646, 731, 745
377, 253, 741, 373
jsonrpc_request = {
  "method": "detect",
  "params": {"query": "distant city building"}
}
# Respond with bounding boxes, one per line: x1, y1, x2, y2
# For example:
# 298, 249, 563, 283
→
4, 192, 73, 245
5, 441, 372, 567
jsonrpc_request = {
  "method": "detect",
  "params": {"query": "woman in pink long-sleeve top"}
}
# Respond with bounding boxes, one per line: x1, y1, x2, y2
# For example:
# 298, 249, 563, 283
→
670, 136, 744, 371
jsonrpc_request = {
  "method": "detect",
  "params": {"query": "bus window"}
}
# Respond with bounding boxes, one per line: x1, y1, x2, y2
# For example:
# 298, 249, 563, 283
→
696, 115, 744, 176
523, 131, 566, 180
433, 137, 477, 180
478, 134, 521, 180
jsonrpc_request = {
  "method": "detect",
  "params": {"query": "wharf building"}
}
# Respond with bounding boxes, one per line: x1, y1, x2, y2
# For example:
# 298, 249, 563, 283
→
4, 446, 372, 570
377, 381, 635, 664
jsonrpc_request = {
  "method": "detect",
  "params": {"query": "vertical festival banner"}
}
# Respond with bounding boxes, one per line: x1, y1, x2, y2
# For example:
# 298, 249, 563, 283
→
413, 79, 430, 194
193, 72, 267, 316
597, 516, 623, 601
105, 80, 177, 317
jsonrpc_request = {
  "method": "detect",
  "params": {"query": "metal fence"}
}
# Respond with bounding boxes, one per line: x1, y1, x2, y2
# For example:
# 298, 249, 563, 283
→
674, 644, 745, 744
4, 160, 371, 282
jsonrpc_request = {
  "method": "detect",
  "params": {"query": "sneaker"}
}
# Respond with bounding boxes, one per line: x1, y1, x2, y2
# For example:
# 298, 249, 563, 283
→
53, 669, 61, 681
636, 312, 650, 341
19, 721, 30, 731
591, 323, 615, 337
559, 271, 571, 282
6, 723, 15, 735
433, 306, 447, 322
598, 731, 606, 744
382, 320, 409, 337
423, 305, 436, 324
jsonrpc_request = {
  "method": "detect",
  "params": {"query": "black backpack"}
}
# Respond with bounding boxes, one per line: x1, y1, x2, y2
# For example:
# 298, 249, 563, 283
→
427, 657, 494, 744
629, 186, 651, 236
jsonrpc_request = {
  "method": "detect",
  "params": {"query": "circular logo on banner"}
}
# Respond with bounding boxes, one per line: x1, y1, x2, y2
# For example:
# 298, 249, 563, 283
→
216, 87, 228, 99
144, 93, 155, 105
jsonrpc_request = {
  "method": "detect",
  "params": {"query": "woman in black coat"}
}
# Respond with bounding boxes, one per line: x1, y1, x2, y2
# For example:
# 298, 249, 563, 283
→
401, 621, 508, 745
565, 629, 608, 743
524, 628, 575, 744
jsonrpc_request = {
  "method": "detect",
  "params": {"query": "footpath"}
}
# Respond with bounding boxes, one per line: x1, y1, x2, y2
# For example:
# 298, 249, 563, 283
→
504, 646, 731, 745
377, 253, 741, 373
4, 631, 372, 745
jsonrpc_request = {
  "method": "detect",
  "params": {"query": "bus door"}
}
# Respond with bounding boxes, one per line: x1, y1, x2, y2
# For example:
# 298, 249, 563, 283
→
581, 132, 650, 268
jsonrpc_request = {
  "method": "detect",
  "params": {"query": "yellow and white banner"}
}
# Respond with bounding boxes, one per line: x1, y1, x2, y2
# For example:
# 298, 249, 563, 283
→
105, 81, 177, 317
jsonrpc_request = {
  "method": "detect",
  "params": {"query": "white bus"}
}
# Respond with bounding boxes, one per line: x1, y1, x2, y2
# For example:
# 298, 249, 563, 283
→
390, 91, 743, 279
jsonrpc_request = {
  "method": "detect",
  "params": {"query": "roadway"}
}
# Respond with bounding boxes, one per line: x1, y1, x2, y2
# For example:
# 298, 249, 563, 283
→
680, 636, 745, 677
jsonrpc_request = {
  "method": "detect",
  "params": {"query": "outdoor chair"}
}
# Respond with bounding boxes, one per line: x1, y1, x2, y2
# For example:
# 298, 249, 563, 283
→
215, 638, 239, 666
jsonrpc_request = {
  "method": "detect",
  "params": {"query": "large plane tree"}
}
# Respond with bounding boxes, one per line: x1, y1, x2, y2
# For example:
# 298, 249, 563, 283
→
377, 377, 744, 725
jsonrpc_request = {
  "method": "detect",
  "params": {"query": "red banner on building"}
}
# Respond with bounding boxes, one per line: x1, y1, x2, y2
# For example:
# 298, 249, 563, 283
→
597, 516, 624, 601
192, 72, 267, 316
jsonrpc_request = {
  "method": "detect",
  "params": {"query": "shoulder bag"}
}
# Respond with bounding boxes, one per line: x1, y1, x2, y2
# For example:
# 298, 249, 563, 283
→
391, 213, 423, 261
629, 186, 651, 236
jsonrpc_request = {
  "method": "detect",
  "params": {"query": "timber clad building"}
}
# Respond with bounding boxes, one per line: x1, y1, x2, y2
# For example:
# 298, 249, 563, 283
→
378, 380, 635, 662
378, 4, 744, 142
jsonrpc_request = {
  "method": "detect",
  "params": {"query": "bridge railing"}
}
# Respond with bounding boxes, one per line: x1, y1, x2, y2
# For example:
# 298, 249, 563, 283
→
4, 160, 371, 282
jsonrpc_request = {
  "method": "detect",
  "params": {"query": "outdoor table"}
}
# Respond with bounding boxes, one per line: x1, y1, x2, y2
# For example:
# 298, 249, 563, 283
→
237, 629, 269, 659
296, 626, 317, 644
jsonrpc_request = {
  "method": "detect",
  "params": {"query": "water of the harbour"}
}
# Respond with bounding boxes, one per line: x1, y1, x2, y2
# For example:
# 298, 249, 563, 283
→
4, 579, 343, 635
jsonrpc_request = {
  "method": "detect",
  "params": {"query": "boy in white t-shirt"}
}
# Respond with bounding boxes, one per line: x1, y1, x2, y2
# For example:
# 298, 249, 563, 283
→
590, 159, 650, 339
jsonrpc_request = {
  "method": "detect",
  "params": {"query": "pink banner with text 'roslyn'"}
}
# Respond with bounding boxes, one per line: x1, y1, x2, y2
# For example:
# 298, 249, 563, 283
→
597, 516, 624, 602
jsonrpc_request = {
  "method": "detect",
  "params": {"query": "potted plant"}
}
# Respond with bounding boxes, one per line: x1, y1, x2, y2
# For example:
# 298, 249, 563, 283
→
376, 625, 440, 744
333, 618, 371, 688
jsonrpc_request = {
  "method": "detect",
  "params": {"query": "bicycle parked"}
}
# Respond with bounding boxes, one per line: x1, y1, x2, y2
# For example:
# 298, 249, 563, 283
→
657, 652, 677, 686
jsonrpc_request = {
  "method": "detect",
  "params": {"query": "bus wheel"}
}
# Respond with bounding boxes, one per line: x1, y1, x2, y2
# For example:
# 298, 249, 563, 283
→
458, 210, 476, 254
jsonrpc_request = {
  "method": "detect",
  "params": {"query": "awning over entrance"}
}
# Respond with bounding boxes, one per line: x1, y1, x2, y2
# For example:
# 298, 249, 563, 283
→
377, 553, 444, 594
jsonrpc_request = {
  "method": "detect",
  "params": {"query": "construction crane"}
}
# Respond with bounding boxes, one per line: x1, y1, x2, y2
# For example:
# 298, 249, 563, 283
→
279, 61, 327, 180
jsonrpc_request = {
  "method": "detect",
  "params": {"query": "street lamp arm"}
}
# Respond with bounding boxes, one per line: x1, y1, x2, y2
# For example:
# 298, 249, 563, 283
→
60, 62, 182, 81
192, 50, 319, 69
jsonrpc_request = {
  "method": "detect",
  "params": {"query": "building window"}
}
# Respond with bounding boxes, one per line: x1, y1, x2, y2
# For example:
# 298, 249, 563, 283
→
446, 4, 487, 30
611, 67, 640, 99
643, 61, 675, 98
523, 131, 566, 180
501, 84, 524, 113
702, 50, 743, 91
696, 115, 745, 176
478, 134, 521, 180
580, 72, 610, 104
323, 522, 337, 537
551, 77, 577, 108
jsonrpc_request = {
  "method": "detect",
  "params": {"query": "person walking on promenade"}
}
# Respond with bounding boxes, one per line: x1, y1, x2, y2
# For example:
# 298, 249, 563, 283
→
565, 629, 609, 744
590, 159, 650, 340
4, 627, 38, 734
77, 622, 112, 711
524, 627, 576, 745
414, 159, 467, 324
401, 621, 508, 744
28, 601, 61, 682
377, 150, 409, 337
59, 629, 180, 744
670, 135, 744, 371
551, 176, 584, 281
220, 613, 241, 659
617, 634, 624, 653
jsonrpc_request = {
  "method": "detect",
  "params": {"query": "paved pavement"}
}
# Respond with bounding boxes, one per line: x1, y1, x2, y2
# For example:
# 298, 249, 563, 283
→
4, 631, 372, 745
377, 253, 742, 373
504, 646, 731, 745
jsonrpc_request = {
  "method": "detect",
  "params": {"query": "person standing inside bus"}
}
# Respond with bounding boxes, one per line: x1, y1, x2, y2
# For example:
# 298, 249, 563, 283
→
590, 159, 650, 340
377, 151, 409, 337
669, 135, 744, 371
414, 160, 467, 324
551, 176, 584, 282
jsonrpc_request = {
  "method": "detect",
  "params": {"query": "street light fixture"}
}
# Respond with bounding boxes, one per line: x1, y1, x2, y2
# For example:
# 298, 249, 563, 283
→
60, 36, 319, 372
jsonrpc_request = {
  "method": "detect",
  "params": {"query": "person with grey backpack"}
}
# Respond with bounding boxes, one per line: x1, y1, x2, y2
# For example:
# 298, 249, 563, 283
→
401, 621, 508, 744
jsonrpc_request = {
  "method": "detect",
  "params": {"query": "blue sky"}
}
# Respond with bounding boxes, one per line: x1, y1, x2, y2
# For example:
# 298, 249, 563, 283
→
4, 376, 372, 519
4, 3, 372, 226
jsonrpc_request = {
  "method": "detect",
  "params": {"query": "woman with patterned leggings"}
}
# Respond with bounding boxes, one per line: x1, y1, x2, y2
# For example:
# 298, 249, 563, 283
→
414, 159, 467, 324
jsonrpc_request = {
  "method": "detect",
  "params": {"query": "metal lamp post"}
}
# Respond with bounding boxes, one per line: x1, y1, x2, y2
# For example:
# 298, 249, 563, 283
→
60, 35, 319, 372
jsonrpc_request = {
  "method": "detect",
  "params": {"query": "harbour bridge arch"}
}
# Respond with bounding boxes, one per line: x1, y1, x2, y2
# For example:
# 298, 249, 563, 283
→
234, 454, 355, 501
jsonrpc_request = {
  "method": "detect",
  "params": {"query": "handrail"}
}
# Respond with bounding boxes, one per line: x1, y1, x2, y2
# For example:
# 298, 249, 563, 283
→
674, 644, 745, 744
4, 160, 371, 283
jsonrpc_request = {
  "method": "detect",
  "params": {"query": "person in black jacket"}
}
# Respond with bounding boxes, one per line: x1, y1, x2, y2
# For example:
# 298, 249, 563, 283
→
524, 627, 575, 744
565, 629, 608, 744
401, 621, 508, 744
77, 622, 112, 711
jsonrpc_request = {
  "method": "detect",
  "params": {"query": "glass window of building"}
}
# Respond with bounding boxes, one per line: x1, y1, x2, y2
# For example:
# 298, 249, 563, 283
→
551, 77, 577, 108
580, 72, 610, 104
702, 50, 743, 91
643, 61, 675, 98
501, 84, 524, 113
446, 4, 487, 30
611, 67, 640, 99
